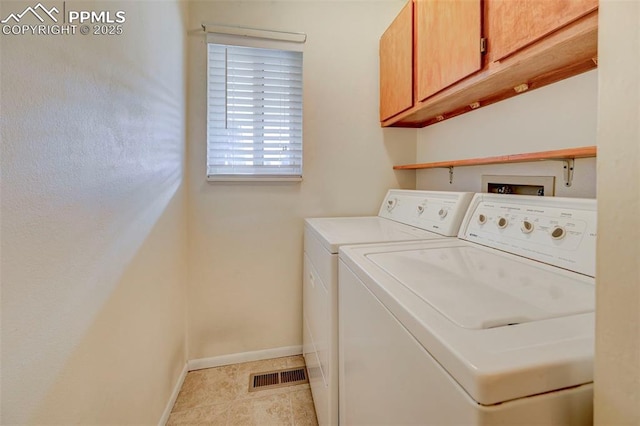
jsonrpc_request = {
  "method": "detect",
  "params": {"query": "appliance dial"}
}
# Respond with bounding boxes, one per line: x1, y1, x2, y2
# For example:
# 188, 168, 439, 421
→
417, 205, 425, 215
438, 208, 448, 218
551, 226, 566, 240
497, 216, 508, 229
477, 214, 487, 225
521, 220, 534, 234
386, 198, 397, 212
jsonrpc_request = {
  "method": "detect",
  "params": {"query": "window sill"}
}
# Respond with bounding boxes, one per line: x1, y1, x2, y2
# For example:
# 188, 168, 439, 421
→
207, 175, 303, 183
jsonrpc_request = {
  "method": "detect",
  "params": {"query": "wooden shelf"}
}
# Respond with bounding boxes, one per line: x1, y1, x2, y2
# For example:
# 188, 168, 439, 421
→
393, 146, 596, 170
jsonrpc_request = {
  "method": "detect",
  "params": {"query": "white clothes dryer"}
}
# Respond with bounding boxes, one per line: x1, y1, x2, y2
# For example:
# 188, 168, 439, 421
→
338, 193, 596, 425
303, 190, 474, 425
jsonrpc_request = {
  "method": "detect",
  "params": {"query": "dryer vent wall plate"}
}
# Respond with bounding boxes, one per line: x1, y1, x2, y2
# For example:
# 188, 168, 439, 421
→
481, 175, 555, 196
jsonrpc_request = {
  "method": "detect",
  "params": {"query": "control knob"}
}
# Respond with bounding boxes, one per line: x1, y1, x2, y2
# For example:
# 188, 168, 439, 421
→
497, 216, 509, 229
521, 220, 534, 234
386, 198, 397, 212
438, 208, 448, 219
550, 226, 566, 240
477, 214, 487, 225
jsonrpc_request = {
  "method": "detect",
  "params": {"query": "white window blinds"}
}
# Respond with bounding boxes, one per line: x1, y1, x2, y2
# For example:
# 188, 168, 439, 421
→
207, 41, 303, 181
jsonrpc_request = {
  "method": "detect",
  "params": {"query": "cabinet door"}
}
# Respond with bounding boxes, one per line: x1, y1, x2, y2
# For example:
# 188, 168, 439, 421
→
379, 0, 413, 122
415, 0, 482, 103
488, 0, 598, 62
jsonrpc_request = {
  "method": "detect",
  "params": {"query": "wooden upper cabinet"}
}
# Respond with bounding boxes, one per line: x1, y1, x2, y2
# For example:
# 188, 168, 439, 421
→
379, 0, 598, 127
415, 0, 482, 102
379, 0, 414, 122
487, 0, 599, 62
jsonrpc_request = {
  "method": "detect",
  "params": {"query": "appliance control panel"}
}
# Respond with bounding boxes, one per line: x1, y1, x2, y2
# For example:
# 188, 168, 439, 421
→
378, 190, 474, 237
459, 194, 597, 277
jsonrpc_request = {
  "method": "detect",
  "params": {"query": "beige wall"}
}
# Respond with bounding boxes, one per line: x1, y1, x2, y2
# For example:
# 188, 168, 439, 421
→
595, 0, 640, 423
0, 1, 188, 423
186, 1, 415, 359
415, 70, 597, 198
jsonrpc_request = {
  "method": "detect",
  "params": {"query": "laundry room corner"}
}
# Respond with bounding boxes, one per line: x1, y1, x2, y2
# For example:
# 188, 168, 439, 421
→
184, 0, 416, 362
5, 0, 640, 423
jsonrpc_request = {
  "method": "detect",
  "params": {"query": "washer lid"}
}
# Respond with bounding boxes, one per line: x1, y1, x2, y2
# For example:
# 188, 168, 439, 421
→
339, 239, 595, 406
305, 217, 443, 254
366, 246, 594, 329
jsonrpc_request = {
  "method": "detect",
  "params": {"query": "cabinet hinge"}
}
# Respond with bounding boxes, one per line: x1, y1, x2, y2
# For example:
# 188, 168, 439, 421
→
480, 38, 487, 54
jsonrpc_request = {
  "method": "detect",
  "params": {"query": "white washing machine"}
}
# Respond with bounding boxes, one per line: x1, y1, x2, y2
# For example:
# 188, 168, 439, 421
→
339, 193, 597, 425
303, 190, 474, 425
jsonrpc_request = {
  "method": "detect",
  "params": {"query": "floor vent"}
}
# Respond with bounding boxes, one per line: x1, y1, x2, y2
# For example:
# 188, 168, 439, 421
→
249, 367, 308, 392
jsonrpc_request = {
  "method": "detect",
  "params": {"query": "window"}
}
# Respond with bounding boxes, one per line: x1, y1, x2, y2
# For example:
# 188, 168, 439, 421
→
206, 34, 303, 181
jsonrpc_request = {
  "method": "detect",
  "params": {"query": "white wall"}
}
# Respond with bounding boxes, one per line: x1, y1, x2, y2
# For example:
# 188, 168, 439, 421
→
595, 0, 640, 423
415, 70, 597, 198
0, 1, 188, 423
186, 1, 415, 360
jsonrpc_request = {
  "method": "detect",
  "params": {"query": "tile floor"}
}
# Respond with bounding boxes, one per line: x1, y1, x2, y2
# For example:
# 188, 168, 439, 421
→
167, 355, 318, 425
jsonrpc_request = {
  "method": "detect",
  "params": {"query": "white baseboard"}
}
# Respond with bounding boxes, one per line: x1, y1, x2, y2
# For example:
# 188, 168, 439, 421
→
187, 345, 302, 371
158, 362, 188, 426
